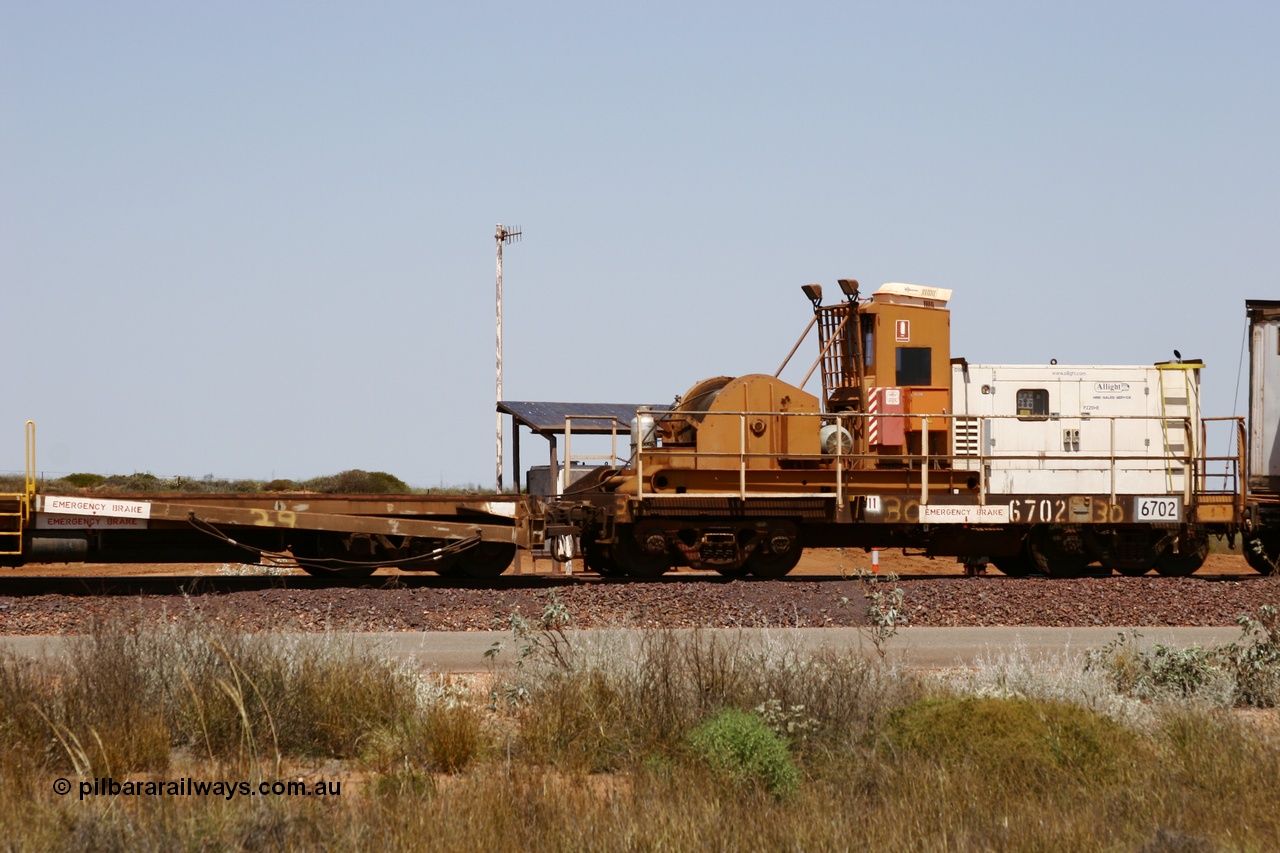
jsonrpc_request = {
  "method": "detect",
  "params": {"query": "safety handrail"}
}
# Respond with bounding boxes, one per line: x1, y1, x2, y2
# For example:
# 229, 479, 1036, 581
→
561, 414, 624, 495
23, 420, 35, 522
632, 408, 1232, 506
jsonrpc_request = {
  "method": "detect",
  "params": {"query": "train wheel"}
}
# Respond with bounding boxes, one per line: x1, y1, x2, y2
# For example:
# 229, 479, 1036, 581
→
745, 547, 802, 579
583, 541, 625, 576
291, 535, 380, 579
745, 522, 802, 579
1243, 535, 1280, 575
613, 525, 671, 579
991, 543, 1036, 577
715, 566, 751, 577
294, 561, 379, 579
456, 542, 516, 579
1153, 527, 1209, 577
1085, 528, 1162, 577
394, 538, 462, 575
432, 554, 465, 576
1027, 526, 1092, 578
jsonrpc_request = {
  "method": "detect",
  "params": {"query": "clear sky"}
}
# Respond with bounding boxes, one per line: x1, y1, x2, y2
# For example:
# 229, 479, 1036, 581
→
2, 1, 1276, 487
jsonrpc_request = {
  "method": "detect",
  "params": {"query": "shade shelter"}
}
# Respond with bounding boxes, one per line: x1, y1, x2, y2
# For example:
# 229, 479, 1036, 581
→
496, 401, 668, 493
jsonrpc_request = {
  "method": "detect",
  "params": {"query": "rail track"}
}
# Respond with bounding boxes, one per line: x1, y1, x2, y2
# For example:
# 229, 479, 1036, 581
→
1, 555, 1276, 637
0, 549, 1262, 596
0, 567, 1270, 599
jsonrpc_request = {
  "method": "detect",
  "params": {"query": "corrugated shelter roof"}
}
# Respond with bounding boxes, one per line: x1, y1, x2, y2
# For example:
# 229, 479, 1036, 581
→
498, 401, 669, 435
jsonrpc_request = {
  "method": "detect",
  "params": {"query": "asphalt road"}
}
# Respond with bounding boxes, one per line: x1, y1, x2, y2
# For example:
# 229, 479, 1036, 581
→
0, 626, 1240, 672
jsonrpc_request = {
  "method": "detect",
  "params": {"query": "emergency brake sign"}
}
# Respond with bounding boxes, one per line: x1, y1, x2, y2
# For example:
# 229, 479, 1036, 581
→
895, 319, 910, 342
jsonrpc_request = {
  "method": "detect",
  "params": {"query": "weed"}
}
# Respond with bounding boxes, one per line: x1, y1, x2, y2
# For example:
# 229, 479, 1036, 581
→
0, 618, 424, 778
422, 702, 484, 773
856, 569, 907, 660
371, 766, 436, 799
486, 594, 576, 709
1218, 604, 1280, 707
753, 698, 818, 742
1087, 631, 1228, 703
1087, 608, 1280, 708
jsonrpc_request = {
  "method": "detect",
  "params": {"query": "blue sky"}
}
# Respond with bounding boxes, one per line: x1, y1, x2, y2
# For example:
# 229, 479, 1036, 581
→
2, 1, 1276, 486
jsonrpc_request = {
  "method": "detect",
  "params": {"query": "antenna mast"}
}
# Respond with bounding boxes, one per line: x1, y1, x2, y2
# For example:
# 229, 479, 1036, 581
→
495, 223, 521, 492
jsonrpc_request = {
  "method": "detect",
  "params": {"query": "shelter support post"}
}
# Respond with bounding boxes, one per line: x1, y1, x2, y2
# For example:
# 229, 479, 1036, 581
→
512, 421, 521, 494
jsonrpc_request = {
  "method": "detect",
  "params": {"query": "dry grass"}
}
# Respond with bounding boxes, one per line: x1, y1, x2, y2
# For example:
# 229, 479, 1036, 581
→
2, 613, 1280, 851
0, 617, 425, 778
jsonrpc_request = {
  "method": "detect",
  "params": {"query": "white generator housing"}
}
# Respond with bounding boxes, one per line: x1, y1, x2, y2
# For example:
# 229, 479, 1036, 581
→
950, 362, 1201, 496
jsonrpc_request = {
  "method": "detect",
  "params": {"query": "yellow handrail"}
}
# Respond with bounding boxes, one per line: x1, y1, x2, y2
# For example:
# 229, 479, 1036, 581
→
24, 420, 35, 519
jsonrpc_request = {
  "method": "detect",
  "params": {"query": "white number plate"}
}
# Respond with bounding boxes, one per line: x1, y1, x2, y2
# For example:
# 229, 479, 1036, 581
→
1134, 496, 1182, 522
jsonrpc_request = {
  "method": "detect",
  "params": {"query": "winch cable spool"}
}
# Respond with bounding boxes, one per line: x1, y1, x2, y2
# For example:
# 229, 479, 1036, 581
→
185, 513, 481, 569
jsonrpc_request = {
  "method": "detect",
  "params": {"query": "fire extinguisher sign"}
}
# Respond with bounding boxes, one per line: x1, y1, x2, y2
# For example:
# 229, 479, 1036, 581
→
895, 319, 910, 342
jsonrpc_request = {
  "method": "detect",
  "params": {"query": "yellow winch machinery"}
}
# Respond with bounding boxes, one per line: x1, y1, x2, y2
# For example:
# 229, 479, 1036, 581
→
605, 280, 956, 495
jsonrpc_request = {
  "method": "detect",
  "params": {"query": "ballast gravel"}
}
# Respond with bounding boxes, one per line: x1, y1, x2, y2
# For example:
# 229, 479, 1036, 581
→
1, 574, 1278, 635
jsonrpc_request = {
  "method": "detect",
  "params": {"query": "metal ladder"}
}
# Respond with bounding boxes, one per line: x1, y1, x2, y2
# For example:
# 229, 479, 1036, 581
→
1156, 363, 1200, 495
0, 422, 36, 557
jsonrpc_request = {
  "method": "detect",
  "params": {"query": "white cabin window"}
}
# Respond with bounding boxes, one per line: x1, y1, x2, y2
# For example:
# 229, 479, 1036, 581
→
1016, 388, 1049, 419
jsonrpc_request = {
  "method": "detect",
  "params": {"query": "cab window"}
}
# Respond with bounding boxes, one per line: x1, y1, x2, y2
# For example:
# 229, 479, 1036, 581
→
861, 315, 874, 369
895, 347, 931, 386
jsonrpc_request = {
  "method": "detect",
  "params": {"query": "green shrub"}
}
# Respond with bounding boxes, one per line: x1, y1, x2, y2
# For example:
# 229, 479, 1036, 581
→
1087, 632, 1223, 700
1136, 645, 1219, 698
103, 472, 164, 492
366, 471, 411, 493
62, 472, 106, 488
687, 707, 799, 797
884, 695, 1144, 792
1088, 609, 1280, 708
1219, 605, 1280, 707
302, 470, 411, 494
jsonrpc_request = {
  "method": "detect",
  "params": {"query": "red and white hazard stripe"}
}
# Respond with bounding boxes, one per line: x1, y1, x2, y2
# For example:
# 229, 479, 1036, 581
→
867, 387, 880, 446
